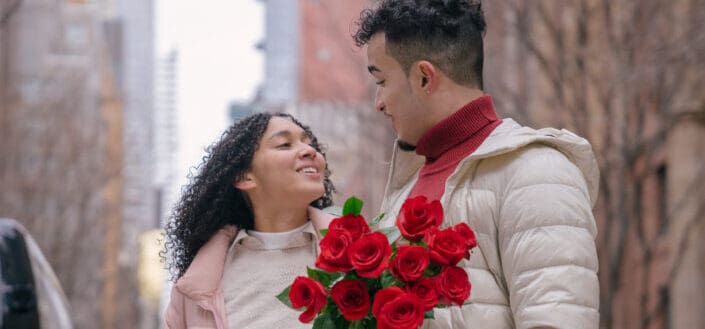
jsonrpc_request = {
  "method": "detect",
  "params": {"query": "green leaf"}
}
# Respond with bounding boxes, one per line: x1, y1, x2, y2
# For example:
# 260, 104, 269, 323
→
322, 206, 343, 217
424, 310, 435, 319
424, 263, 442, 277
307, 267, 344, 287
313, 311, 337, 329
362, 277, 382, 292
343, 271, 360, 280
342, 196, 363, 216
276, 285, 294, 309
380, 270, 400, 288
327, 302, 349, 328
378, 226, 401, 244
320, 229, 329, 237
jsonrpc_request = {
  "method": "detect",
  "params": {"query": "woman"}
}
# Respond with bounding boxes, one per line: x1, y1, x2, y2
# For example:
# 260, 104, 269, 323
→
163, 113, 335, 329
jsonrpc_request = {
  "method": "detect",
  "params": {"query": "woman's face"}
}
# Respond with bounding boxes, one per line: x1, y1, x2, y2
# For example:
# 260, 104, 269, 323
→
239, 116, 327, 206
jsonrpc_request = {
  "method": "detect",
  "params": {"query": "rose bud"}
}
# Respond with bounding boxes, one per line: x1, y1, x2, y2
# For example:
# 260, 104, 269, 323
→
289, 277, 328, 323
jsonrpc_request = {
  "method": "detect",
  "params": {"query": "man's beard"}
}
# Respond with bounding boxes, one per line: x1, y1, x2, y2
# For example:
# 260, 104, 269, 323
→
397, 140, 416, 152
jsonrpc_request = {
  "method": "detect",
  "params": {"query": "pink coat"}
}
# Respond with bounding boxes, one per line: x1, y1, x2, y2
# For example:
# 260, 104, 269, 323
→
163, 207, 334, 329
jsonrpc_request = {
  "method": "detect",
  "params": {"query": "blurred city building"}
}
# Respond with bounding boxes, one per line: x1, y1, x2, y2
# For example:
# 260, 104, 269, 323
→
229, 101, 254, 123
109, 1, 158, 327
1, 0, 163, 328
151, 48, 178, 329
105, 0, 160, 328
251, 0, 394, 217
154, 49, 179, 232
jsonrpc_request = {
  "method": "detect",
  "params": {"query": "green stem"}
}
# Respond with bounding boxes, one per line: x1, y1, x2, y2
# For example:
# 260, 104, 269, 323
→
349, 320, 365, 329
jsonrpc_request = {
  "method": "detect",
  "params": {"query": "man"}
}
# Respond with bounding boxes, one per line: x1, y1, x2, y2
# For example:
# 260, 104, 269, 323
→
354, 1, 600, 328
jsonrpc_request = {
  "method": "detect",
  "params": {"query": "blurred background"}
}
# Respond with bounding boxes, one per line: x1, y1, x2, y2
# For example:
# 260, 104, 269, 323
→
0, 0, 703, 328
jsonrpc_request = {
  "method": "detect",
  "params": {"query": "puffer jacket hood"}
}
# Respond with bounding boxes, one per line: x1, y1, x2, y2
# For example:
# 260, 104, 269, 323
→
382, 118, 599, 211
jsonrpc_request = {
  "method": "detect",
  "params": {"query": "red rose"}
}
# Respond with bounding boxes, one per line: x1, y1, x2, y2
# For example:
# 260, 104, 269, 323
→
425, 227, 467, 266
452, 222, 477, 250
316, 229, 354, 272
396, 196, 443, 241
372, 287, 425, 329
289, 276, 328, 323
372, 286, 404, 325
348, 232, 392, 278
372, 287, 404, 317
434, 266, 471, 306
330, 279, 370, 321
329, 214, 370, 240
406, 277, 438, 311
389, 245, 429, 283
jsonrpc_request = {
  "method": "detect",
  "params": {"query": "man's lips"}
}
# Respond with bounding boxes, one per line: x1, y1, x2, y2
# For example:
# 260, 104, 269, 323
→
384, 113, 397, 132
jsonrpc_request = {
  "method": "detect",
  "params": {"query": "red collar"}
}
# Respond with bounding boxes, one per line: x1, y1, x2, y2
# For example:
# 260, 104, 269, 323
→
416, 95, 499, 160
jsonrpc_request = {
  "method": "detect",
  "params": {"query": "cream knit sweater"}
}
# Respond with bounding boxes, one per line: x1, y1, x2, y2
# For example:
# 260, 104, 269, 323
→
222, 222, 319, 329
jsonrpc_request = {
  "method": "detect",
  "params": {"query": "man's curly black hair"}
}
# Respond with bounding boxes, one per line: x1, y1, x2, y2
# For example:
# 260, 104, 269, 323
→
354, 0, 486, 88
164, 112, 334, 280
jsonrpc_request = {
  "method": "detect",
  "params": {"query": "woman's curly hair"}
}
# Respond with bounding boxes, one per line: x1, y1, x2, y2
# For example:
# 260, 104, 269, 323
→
164, 112, 334, 280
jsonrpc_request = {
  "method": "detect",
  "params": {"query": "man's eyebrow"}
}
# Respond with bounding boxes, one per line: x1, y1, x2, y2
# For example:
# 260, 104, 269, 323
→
367, 65, 381, 74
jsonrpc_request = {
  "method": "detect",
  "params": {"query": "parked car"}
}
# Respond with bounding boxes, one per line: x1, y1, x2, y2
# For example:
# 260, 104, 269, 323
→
0, 218, 73, 329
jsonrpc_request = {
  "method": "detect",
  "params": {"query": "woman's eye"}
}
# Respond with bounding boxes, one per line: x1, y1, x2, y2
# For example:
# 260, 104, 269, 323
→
375, 80, 385, 86
277, 142, 291, 148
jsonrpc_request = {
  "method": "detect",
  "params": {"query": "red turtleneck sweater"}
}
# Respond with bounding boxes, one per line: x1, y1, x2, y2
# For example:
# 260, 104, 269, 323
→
409, 95, 502, 200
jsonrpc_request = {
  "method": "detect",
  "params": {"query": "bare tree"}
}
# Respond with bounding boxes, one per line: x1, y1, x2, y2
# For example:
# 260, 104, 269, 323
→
0, 65, 122, 329
0, 2, 125, 328
0, 0, 22, 28
484, 0, 705, 328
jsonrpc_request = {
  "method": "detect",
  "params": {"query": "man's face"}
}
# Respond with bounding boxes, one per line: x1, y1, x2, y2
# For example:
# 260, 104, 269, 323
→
367, 33, 428, 150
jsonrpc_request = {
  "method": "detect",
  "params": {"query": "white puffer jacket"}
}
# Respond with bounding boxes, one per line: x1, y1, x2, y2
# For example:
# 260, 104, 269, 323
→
380, 119, 600, 329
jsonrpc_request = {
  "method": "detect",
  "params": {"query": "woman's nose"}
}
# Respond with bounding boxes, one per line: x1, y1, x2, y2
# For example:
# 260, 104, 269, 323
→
299, 143, 317, 159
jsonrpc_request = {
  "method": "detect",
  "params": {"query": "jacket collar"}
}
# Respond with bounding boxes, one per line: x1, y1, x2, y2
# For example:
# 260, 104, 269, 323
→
382, 119, 600, 211
174, 206, 335, 300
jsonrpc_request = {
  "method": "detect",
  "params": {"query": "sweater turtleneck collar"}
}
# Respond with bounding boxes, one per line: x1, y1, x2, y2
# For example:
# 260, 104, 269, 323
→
415, 95, 499, 160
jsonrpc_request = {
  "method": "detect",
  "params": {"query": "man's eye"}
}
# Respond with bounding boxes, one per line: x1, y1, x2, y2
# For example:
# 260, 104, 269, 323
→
375, 80, 385, 86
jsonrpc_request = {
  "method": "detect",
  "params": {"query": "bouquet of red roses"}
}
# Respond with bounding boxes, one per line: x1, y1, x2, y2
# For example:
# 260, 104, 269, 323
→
277, 195, 477, 329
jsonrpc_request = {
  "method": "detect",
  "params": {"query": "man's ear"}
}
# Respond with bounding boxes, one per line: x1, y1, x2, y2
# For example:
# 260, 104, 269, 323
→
414, 61, 437, 94
234, 172, 256, 191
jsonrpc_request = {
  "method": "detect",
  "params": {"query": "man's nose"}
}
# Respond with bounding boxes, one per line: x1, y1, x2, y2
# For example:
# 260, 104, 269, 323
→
375, 88, 385, 113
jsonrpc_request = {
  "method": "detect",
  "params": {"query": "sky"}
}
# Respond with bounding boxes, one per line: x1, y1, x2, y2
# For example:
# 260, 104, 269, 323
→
156, 0, 264, 185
